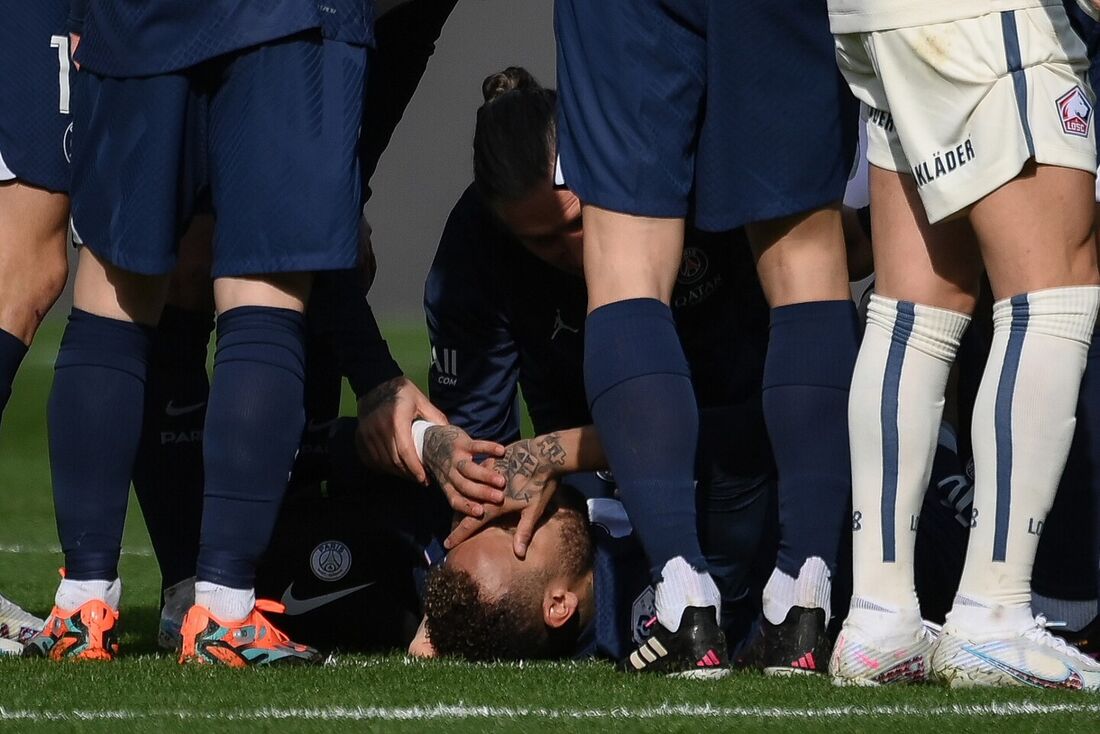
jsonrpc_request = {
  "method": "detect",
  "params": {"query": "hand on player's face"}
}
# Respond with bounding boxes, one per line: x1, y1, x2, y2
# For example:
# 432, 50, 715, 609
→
421, 424, 507, 518
496, 181, 584, 277
444, 434, 566, 557
443, 508, 564, 599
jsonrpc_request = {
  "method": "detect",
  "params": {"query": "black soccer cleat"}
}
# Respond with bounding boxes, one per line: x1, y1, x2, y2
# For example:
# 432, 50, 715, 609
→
619, 606, 728, 679
739, 606, 831, 676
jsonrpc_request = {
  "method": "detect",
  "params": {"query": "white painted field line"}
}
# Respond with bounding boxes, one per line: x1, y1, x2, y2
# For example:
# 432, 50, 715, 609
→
1, 702, 1098, 722
0, 543, 152, 557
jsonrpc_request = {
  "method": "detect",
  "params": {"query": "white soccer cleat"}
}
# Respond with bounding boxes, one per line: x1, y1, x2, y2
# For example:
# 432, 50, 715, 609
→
829, 599, 936, 686
0, 592, 44, 644
157, 577, 196, 651
932, 613, 1100, 690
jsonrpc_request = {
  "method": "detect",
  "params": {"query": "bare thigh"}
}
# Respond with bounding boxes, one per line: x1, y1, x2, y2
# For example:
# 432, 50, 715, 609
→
868, 165, 983, 314
968, 162, 1099, 299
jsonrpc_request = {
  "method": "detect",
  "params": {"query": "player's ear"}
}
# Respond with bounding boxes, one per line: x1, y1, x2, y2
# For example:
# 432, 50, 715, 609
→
544, 588, 578, 629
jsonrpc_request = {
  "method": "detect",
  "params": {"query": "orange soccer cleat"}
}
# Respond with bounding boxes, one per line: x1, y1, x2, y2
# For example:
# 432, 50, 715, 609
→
178, 599, 321, 667
22, 599, 119, 661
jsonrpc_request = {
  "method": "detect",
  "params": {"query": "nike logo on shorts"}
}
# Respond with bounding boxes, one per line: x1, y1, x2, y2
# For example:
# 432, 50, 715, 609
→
165, 400, 206, 417
279, 582, 374, 616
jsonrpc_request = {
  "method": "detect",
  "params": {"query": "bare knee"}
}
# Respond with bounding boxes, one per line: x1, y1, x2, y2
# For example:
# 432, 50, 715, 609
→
748, 204, 852, 307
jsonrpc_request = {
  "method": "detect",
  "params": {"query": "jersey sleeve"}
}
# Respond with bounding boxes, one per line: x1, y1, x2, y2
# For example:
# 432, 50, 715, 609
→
308, 269, 404, 399
424, 191, 522, 444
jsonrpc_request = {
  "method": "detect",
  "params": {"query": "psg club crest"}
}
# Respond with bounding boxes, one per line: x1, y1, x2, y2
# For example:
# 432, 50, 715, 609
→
678, 247, 709, 286
1057, 86, 1092, 138
310, 540, 352, 582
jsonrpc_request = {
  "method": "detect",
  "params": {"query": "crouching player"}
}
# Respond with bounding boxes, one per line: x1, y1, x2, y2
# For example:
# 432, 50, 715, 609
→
420, 68, 780, 669
829, 0, 1100, 687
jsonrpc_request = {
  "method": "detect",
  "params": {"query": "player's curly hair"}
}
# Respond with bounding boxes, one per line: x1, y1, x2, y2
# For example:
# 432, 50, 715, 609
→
424, 565, 564, 661
425, 500, 592, 661
474, 66, 557, 206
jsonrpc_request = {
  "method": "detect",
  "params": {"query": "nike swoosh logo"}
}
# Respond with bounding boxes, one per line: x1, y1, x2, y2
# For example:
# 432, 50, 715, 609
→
964, 645, 1085, 690
165, 400, 206, 417
280, 582, 374, 616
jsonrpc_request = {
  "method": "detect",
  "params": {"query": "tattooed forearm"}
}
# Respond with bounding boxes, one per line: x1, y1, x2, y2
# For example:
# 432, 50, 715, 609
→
537, 432, 567, 466
359, 376, 402, 415
495, 433, 568, 503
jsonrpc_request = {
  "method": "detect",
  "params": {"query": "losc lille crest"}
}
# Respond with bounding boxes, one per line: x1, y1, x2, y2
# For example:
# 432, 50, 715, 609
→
1057, 86, 1092, 138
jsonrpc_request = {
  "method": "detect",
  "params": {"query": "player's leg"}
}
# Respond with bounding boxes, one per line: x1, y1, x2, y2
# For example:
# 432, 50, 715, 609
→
26, 64, 189, 661
131, 215, 215, 649
833, 161, 981, 684
178, 33, 364, 667
557, 0, 726, 677
0, 0, 73, 416
0, 183, 69, 410
697, 0, 860, 673
935, 159, 1100, 686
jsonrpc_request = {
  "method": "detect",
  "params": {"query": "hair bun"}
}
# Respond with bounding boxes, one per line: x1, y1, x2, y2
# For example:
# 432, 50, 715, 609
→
481, 67, 541, 103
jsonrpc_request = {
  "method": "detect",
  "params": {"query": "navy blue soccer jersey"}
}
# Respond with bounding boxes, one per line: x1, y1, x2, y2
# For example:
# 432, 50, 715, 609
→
75, 0, 374, 77
424, 186, 771, 444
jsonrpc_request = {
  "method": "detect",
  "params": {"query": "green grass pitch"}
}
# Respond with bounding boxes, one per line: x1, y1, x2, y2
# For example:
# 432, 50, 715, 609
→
0, 319, 1097, 733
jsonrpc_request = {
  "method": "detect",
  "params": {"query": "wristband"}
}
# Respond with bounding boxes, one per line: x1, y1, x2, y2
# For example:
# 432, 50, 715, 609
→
412, 420, 441, 463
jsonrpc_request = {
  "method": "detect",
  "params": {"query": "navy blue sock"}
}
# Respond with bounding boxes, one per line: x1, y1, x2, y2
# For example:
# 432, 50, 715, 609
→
133, 306, 213, 591
0, 328, 27, 418
48, 309, 153, 581
763, 300, 859, 577
585, 298, 705, 578
196, 306, 306, 589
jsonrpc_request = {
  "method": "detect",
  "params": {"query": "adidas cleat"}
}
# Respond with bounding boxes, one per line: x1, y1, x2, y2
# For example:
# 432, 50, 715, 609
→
932, 614, 1100, 690
179, 599, 322, 667
0, 592, 44, 644
829, 603, 936, 686
22, 600, 119, 661
742, 606, 832, 676
620, 606, 728, 679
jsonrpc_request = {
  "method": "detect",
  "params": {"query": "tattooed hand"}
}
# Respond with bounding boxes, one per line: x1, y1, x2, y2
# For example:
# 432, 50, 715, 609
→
422, 425, 506, 518
445, 433, 568, 558
356, 376, 449, 485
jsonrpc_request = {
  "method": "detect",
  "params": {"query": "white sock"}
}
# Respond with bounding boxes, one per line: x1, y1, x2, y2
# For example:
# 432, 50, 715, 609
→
194, 581, 255, 622
846, 595, 926, 643
849, 294, 971, 611
957, 286, 1100, 610
653, 557, 721, 633
762, 557, 832, 625
56, 577, 122, 612
946, 594, 1034, 636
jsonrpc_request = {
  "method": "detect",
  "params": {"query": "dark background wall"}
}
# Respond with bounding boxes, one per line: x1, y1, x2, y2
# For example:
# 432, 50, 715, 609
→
364, 0, 556, 321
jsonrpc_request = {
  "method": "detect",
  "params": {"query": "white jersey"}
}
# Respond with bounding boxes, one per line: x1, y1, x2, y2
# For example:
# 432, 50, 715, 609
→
828, 0, 1059, 33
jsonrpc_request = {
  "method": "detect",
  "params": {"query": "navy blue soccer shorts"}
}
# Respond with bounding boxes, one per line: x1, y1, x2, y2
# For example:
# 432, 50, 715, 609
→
0, 1, 73, 193
70, 32, 366, 278
554, 0, 859, 232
